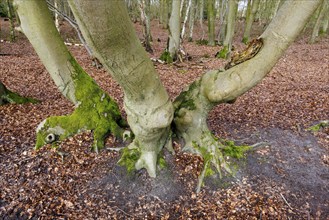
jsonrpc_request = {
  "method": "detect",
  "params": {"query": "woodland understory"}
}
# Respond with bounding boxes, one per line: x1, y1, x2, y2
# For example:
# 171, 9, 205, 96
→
0, 18, 329, 219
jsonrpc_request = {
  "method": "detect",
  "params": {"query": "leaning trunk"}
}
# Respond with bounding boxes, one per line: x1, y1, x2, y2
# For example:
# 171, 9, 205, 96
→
68, 0, 174, 177
15, 0, 125, 152
174, 0, 321, 190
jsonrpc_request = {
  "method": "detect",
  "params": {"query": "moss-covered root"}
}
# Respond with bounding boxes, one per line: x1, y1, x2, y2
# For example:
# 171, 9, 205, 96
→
122, 126, 171, 177
307, 120, 329, 132
192, 132, 252, 193
35, 93, 125, 152
0, 82, 39, 106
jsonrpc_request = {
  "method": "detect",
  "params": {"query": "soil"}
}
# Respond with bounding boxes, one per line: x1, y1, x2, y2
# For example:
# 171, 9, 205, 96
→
1, 18, 329, 219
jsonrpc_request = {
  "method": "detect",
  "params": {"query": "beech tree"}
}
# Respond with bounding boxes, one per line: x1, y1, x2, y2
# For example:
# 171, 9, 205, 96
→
14, 0, 322, 191
160, 0, 182, 62
242, 0, 260, 44
216, 0, 238, 58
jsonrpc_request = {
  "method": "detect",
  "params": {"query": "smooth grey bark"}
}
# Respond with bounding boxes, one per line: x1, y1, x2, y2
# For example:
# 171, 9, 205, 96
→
199, 0, 205, 39
207, 0, 216, 46
320, 6, 329, 35
14, 0, 125, 151
174, 0, 321, 187
168, 0, 181, 59
181, 0, 192, 40
68, 0, 174, 177
310, 0, 327, 44
242, 0, 260, 44
137, 0, 153, 52
7, 0, 16, 42
188, 0, 197, 41
217, 0, 227, 43
217, 0, 238, 58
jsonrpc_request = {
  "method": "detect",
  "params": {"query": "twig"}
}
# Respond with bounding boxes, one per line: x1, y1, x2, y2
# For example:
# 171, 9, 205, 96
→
106, 147, 125, 152
115, 207, 135, 218
46, 1, 93, 56
251, 142, 269, 149
280, 193, 293, 210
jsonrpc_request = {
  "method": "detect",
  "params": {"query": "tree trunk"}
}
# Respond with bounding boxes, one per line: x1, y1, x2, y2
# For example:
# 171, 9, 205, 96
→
137, 0, 153, 53
207, 0, 216, 46
242, 0, 260, 44
320, 5, 329, 35
188, 0, 197, 42
217, 0, 227, 44
7, 0, 16, 42
0, 81, 38, 106
14, 0, 125, 152
217, 0, 238, 58
168, 0, 181, 60
181, 0, 192, 40
199, 0, 205, 40
68, 0, 174, 177
310, 0, 327, 44
160, 0, 169, 29
174, 0, 321, 191
54, 0, 60, 32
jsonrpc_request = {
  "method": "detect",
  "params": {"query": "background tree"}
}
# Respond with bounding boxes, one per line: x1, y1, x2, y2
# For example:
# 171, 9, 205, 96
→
207, 0, 216, 45
137, 0, 153, 53
187, 0, 197, 42
242, 0, 260, 44
160, 0, 182, 63
216, 0, 238, 58
310, 0, 327, 44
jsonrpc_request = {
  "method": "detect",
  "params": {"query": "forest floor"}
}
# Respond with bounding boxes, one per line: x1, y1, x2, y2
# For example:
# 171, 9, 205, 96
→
0, 18, 329, 219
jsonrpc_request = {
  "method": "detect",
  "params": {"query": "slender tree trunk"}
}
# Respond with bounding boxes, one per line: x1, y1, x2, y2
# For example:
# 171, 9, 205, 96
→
163, 0, 181, 62
14, 0, 125, 151
217, 0, 227, 44
7, 0, 16, 42
181, 0, 192, 40
68, 0, 174, 177
161, 0, 169, 29
137, 0, 153, 53
320, 5, 329, 35
217, 0, 238, 58
207, 0, 216, 46
199, 0, 205, 40
54, 0, 60, 32
242, 0, 260, 44
174, 0, 321, 191
188, 0, 197, 42
310, 0, 327, 44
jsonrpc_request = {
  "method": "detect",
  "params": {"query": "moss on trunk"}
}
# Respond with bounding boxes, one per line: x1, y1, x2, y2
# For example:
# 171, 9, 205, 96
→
0, 82, 39, 105
36, 58, 126, 152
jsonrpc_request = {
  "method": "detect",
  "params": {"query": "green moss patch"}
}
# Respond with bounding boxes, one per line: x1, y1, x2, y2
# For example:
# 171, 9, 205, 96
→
35, 57, 125, 152
159, 50, 173, 64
